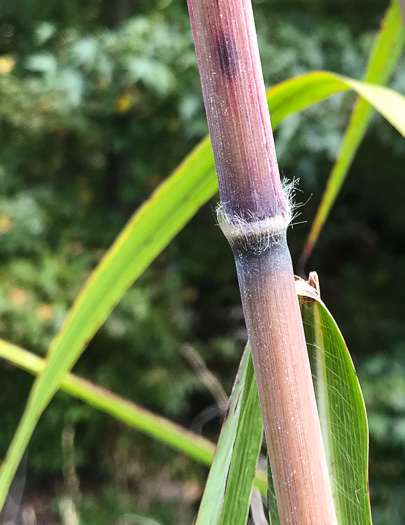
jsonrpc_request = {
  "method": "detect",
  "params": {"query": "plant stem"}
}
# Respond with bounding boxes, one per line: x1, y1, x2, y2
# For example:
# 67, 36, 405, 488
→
187, 1, 337, 523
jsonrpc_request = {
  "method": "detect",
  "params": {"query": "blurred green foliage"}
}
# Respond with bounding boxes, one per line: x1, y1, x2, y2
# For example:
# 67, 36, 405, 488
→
0, 0, 405, 523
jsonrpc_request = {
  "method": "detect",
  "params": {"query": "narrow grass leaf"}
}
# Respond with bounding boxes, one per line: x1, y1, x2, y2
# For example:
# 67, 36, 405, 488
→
0, 339, 215, 466
218, 354, 263, 525
0, 137, 217, 506
196, 347, 250, 525
296, 277, 372, 525
300, 0, 405, 266
0, 338, 268, 494
2, 71, 405, 505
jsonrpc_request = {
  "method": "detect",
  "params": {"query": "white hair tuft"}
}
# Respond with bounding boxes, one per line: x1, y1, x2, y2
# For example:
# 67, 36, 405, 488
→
216, 178, 298, 253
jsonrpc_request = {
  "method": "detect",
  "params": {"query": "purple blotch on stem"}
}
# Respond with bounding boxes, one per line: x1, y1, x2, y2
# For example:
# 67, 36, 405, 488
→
216, 33, 239, 80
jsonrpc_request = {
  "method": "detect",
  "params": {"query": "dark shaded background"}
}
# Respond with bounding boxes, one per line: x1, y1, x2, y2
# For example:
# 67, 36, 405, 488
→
0, 0, 405, 523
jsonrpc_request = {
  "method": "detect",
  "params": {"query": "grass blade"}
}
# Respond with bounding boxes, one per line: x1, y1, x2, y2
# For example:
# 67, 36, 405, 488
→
196, 348, 250, 525
0, 339, 268, 493
300, 0, 405, 267
197, 349, 264, 525
2, 71, 405, 506
297, 276, 372, 525
0, 339, 215, 466
0, 137, 217, 505
218, 354, 263, 525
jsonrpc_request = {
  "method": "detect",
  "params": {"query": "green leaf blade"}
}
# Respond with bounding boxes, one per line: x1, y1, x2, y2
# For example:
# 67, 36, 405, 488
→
297, 278, 372, 525
0, 136, 217, 506
218, 354, 263, 525
268, 71, 348, 129
0, 338, 268, 493
0, 339, 215, 466
301, 0, 405, 266
196, 348, 250, 525
197, 349, 264, 525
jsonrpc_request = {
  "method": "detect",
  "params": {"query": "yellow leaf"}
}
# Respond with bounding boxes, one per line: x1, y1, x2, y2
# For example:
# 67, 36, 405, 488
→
37, 304, 53, 322
10, 289, 28, 307
115, 92, 132, 114
0, 214, 12, 233
0, 56, 15, 74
